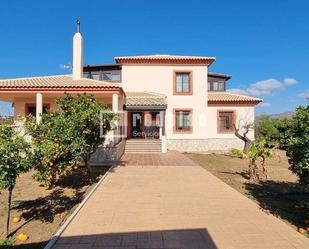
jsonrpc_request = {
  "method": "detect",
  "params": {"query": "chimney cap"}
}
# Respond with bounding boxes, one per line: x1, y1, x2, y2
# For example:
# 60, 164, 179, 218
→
77, 20, 80, 33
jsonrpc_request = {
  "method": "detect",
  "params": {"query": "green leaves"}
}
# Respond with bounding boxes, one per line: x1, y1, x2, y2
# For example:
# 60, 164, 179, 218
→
286, 100, 309, 186
0, 121, 32, 191
255, 115, 293, 149
26, 93, 118, 187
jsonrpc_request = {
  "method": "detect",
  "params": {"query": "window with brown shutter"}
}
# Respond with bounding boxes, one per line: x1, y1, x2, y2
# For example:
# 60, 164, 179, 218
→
218, 110, 236, 133
174, 109, 193, 133
173, 71, 192, 95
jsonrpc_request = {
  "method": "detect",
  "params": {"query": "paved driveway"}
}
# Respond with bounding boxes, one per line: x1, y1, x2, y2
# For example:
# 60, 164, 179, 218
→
120, 151, 196, 166
53, 153, 309, 249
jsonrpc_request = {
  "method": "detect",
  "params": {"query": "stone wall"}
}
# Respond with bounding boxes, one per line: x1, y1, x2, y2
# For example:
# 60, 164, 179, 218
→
167, 138, 244, 152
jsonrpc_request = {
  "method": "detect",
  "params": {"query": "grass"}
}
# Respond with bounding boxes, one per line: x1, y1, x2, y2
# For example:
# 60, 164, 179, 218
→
186, 150, 309, 237
0, 237, 14, 246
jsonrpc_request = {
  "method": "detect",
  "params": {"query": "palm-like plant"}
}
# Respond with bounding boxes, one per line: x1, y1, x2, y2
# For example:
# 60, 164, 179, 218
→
247, 139, 272, 181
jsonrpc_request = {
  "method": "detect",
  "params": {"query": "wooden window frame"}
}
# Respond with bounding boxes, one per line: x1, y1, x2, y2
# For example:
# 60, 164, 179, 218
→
217, 110, 236, 134
173, 71, 193, 95
25, 103, 51, 116
208, 81, 226, 92
173, 108, 193, 134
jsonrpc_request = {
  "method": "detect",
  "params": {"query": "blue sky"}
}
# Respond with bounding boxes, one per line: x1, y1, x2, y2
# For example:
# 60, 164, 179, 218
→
0, 0, 308, 116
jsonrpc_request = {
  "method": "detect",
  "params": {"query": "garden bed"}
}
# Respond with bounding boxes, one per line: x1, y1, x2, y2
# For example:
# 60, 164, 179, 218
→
186, 150, 309, 237
0, 166, 109, 248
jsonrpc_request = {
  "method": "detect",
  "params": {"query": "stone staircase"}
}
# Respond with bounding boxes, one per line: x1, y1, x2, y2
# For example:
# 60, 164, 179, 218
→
125, 139, 162, 153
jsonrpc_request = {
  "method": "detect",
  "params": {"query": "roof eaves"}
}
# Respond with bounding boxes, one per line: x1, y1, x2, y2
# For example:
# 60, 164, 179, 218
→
208, 72, 232, 80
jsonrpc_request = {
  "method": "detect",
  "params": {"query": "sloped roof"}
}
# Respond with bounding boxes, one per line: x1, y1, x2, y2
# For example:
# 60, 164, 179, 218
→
0, 75, 121, 90
208, 72, 232, 80
208, 91, 262, 104
115, 54, 215, 65
115, 54, 215, 60
126, 92, 167, 107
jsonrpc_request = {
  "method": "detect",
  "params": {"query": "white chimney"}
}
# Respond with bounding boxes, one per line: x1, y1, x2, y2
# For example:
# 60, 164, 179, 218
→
72, 20, 83, 80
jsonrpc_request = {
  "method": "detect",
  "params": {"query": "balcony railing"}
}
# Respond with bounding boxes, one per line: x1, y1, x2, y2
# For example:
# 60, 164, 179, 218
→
83, 71, 121, 82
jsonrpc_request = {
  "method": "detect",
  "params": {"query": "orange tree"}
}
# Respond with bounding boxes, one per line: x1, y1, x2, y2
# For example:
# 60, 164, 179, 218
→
26, 93, 117, 188
286, 100, 309, 186
0, 121, 32, 237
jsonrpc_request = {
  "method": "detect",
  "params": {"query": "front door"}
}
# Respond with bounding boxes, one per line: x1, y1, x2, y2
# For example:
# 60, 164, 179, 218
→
131, 112, 143, 138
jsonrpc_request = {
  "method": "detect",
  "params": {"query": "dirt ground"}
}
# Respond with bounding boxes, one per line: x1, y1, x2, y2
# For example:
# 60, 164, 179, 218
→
0, 166, 109, 248
186, 150, 309, 237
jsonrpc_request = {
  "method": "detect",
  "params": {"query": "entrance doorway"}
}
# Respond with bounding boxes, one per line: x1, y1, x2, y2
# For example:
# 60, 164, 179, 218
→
131, 112, 143, 138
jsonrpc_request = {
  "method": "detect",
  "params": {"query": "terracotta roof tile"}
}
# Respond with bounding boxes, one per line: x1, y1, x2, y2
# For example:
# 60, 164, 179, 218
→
208, 91, 262, 104
115, 54, 215, 65
115, 54, 215, 60
0, 75, 121, 89
126, 92, 167, 107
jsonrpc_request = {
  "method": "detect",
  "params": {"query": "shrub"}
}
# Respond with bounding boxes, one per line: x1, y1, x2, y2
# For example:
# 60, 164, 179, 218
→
286, 100, 309, 186
26, 93, 118, 188
255, 115, 293, 149
247, 139, 272, 180
231, 148, 247, 159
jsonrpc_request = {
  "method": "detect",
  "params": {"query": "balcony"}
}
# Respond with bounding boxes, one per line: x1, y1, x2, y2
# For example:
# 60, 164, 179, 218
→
83, 70, 121, 82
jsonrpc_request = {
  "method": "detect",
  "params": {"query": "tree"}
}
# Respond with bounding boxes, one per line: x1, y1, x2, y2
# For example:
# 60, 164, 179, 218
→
232, 138, 272, 180
255, 115, 293, 149
0, 121, 32, 237
234, 122, 254, 153
286, 100, 309, 186
255, 115, 279, 145
247, 139, 272, 181
26, 93, 118, 187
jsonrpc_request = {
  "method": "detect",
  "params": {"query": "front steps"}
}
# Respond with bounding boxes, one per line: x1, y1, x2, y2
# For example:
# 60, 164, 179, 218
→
125, 139, 162, 153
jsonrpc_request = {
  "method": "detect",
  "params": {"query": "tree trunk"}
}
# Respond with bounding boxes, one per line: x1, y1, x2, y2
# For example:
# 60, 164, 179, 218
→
234, 128, 252, 154
6, 187, 13, 238
243, 140, 252, 154
84, 154, 94, 182
261, 157, 267, 180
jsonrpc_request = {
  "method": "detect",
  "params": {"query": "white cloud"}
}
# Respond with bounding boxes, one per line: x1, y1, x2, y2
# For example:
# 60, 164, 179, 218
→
283, 78, 297, 86
298, 90, 309, 99
259, 102, 271, 107
230, 78, 297, 97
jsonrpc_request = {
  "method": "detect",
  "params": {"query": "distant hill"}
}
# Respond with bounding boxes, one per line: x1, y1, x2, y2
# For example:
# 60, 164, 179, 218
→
268, 111, 294, 119
256, 111, 294, 121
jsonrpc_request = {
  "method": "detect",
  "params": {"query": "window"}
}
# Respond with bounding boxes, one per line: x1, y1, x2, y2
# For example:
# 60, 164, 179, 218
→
84, 72, 100, 80
174, 72, 192, 94
103, 72, 121, 81
25, 104, 50, 117
103, 72, 112, 81
208, 81, 225, 91
174, 109, 192, 132
218, 111, 235, 133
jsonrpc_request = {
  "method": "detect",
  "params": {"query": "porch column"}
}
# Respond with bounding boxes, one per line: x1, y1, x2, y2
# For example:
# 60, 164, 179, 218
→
160, 110, 167, 153
36, 93, 43, 124
112, 93, 119, 144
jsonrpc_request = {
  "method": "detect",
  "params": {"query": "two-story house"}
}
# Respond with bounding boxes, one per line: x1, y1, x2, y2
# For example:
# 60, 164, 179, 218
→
0, 24, 262, 160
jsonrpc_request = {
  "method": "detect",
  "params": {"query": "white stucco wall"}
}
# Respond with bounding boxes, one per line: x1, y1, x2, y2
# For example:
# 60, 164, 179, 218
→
121, 65, 256, 143
206, 105, 255, 140
13, 96, 113, 119
121, 65, 209, 139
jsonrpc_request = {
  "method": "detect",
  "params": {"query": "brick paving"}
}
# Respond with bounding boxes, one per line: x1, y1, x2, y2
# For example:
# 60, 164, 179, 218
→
53, 153, 309, 249
119, 151, 196, 166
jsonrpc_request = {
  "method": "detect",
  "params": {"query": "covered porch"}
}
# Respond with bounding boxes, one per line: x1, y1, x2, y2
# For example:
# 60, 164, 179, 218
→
0, 75, 127, 162
124, 92, 167, 153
